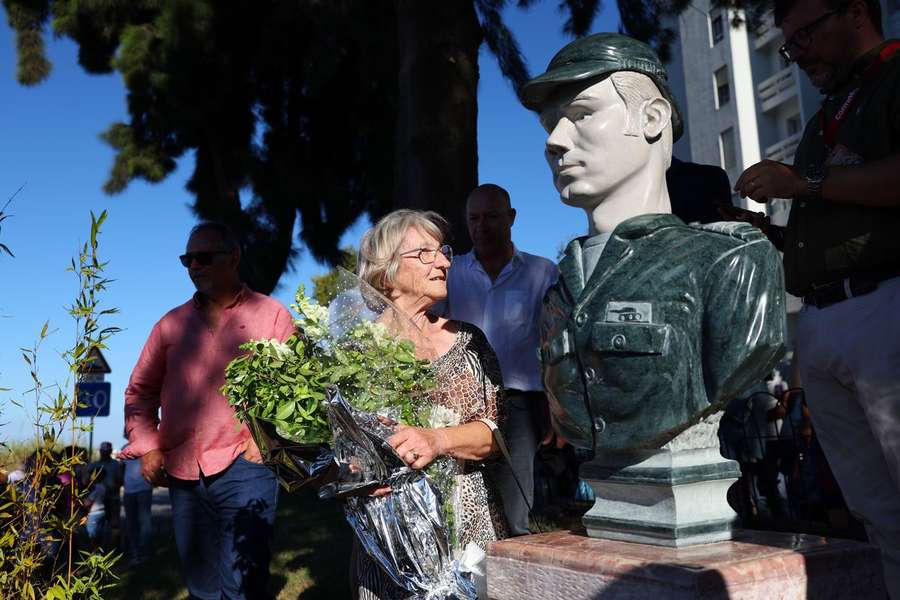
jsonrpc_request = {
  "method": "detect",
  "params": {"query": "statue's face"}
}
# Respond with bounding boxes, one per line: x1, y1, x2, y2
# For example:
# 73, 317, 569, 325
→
539, 77, 650, 210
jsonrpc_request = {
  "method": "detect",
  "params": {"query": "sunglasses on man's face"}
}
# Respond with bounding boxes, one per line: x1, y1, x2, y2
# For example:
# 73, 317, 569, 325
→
179, 250, 231, 267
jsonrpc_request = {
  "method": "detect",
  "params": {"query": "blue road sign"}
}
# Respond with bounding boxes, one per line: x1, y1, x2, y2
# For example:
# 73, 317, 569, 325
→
76, 382, 111, 417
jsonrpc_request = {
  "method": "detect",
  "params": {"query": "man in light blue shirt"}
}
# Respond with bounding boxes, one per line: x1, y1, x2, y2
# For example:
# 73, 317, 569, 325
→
445, 183, 558, 535
121, 441, 153, 564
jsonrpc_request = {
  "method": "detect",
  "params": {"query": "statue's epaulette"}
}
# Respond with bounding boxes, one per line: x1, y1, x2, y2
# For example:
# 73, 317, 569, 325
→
688, 221, 769, 245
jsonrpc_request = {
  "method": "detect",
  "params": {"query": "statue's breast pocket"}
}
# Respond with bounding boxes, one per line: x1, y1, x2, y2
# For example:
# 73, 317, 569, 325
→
590, 322, 672, 393
591, 322, 671, 355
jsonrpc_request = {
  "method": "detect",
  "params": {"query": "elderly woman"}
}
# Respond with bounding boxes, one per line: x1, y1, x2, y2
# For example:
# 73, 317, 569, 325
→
354, 208, 509, 599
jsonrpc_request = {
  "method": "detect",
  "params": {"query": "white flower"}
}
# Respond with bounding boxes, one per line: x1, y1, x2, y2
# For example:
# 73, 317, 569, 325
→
267, 339, 293, 359
428, 405, 460, 429
360, 320, 389, 345
293, 285, 330, 331
304, 324, 326, 342
305, 302, 329, 324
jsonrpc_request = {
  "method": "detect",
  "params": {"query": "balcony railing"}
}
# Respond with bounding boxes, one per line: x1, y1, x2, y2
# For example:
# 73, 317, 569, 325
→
757, 66, 797, 112
765, 132, 803, 163
753, 13, 780, 49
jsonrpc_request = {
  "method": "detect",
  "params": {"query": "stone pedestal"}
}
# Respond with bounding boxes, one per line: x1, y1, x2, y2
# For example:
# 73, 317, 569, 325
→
487, 530, 885, 599
581, 447, 739, 546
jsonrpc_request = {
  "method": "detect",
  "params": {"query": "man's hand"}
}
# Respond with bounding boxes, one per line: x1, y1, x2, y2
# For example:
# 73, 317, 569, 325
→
718, 206, 770, 231
540, 416, 568, 449
537, 397, 567, 449
242, 438, 264, 464
734, 160, 806, 203
140, 449, 167, 486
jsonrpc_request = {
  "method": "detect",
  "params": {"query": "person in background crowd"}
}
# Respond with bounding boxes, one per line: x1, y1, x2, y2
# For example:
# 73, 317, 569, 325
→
84, 466, 107, 551
666, 157, 732, 224
120, 222, 294, 600
731, 0, 900, 595
5, 469, 25, 487
444, 184, 559, 536
121, 437, 153, 565
88, 441, 122, 544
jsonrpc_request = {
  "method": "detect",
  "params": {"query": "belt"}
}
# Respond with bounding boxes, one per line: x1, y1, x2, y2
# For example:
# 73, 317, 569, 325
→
802, 269, 900, 308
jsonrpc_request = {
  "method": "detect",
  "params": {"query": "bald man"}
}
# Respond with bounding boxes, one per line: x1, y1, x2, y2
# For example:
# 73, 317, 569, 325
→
444, 184, 558, 535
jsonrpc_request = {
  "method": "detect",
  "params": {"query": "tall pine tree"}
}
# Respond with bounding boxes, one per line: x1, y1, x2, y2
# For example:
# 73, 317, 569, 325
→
4, 0, 769, 292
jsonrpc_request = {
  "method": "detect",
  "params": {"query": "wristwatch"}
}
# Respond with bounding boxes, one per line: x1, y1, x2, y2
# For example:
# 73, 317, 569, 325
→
804, 164, 828, 200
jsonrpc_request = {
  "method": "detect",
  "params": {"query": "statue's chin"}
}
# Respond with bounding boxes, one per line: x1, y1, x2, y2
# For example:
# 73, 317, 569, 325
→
558, 189, 600, 211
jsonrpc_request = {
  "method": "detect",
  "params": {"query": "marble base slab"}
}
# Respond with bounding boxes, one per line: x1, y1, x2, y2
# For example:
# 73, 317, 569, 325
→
487, 530, 885, 599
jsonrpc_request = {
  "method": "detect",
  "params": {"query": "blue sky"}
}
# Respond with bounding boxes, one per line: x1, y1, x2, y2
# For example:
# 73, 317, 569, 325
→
0, 3, 620, 448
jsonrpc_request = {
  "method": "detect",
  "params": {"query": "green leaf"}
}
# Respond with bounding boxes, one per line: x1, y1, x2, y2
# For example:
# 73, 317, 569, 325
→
275, 400, 296, 420
394, 349, 415, 364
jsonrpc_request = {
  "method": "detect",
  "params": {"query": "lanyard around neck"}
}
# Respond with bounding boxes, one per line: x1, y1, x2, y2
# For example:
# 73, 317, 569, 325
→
818, 41, 900, 149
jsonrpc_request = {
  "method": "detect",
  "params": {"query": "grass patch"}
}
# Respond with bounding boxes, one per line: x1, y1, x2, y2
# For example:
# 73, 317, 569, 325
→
1, 439, 38, 471
530, 503, 589, 536
108, 488, 354, 599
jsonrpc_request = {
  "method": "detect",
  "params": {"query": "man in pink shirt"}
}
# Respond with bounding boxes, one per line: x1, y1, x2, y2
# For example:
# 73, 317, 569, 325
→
122, 222, 294, 600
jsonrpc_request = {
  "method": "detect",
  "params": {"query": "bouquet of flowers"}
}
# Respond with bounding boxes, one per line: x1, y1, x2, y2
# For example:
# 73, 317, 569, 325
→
223, 269, 435, 489
224, 269, 477, 599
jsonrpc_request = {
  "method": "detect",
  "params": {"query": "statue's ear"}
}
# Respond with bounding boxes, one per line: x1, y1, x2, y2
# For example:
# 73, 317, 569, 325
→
640, 96, 671, 142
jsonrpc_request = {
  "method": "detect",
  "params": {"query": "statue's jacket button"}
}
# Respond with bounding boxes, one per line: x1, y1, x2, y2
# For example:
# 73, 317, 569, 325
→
590, 321, 670, 354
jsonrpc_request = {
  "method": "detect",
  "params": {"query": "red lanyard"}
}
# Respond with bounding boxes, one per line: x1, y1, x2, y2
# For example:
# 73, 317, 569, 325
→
818, 41, 900, 149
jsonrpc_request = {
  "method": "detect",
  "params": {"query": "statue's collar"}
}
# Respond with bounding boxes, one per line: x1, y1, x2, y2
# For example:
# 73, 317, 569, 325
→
566, 213, 683, 260
607, 213, 683, 239
560, 213, 683, 299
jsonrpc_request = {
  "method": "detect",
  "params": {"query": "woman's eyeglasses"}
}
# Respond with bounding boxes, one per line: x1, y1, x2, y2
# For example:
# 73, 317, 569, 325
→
399, 244, 453, 264
179, 250, 231, 267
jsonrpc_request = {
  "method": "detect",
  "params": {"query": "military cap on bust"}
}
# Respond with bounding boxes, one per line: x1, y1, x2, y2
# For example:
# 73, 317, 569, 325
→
521, 32, 684, 142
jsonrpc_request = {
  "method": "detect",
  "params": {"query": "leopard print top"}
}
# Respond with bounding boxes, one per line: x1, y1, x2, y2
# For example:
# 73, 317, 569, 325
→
429, 322, 509, 549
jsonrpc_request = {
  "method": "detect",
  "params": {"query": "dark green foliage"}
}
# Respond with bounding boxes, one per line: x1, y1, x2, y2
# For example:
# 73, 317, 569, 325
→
3, 0, 51, 85
5, 0, 398, 293
4, 0, 768, 292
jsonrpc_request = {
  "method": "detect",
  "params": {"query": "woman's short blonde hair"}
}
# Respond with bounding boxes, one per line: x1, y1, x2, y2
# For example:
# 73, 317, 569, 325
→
358, 209, 448, 294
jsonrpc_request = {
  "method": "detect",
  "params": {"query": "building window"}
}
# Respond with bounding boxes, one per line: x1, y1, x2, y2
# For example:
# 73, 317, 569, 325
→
711, 14, 725, 45
720, 128, 737, 169
714, 67, 730, 108
787, 114, 802, 136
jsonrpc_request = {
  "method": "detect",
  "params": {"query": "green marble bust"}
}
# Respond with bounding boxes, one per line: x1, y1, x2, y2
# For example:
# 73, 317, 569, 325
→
523, 33, 787, 451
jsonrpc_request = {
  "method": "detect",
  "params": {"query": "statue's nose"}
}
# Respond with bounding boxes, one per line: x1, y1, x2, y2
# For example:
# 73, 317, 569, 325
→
545, 121, 571, 157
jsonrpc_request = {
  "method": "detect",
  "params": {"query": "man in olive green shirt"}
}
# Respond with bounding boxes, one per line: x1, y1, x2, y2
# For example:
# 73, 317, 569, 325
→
734, 1, 900, 595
